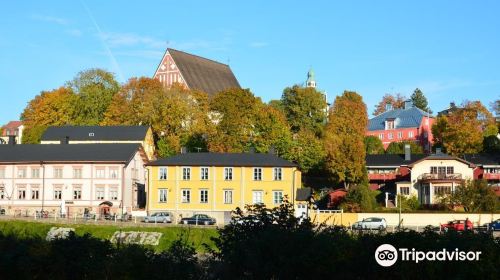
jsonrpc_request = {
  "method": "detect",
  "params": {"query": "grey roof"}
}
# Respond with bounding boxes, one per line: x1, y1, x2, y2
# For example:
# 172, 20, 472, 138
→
148, 153, 298, 167
366, 154, 426, 167
41, 126, 149, 141
296, 188, 312, 201
168, 48, 241, 96
368, 107, 432, 131
463, 154, 500, 166
0, 144, 140, 163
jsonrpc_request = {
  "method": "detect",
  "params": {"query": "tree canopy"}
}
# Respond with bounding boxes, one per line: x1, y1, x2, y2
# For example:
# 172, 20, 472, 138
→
364, 136, 385, 155
410, 88, 431, 113
385, 141, 424, 154
372, 93, 406, 116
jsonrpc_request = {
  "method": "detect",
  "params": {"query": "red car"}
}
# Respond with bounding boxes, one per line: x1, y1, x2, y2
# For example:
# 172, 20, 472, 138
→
440, 220, 473, 232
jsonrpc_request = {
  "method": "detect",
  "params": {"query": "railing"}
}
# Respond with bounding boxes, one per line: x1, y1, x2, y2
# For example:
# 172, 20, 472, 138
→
418, 173, 462, 181
483, 173, 500, 180
368, 173, 397, 180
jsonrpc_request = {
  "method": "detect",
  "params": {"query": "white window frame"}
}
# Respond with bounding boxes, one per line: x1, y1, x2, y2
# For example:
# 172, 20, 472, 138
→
388, 133, 393, 140
223, 190, 233, 204
109, 187, 118, 200
400, 187, 410, 195
181, 189, 191, 203
96, 168, 106, 179
408, 131, 414, 138
96, 187, 105, 200
0, 168, 5, 179
200, 189, 208, 203
273, 168, 282, 181
17, 186, 26, 200
397, 131, 403, 139
109, 168, 119, 179
31, 186, 40, 200
224, 167, 233, 181
379, 133, 384, 140
253, 168, 262, 181
252, 190, 264, 204
54, 189, 62, 200
54, 167, 63, 179
159, 189, 168, 203
31, 168, 40, 179
200, 167, 209, 181
73, 185, 82, 200
273, 191, 284, 204
159, 167, 167, 180
73, 168, 82, 179
17, 168, 27, 178
182, 167, 191, 181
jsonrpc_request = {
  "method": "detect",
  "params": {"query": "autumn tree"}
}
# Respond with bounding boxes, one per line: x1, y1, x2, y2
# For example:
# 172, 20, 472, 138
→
67, 69, 120, 125
447, 180, 498, 212
324, 91, 368, 189
252, 105, 293, 156
372, 93, 406, 116
285, 130, 326, 174
281, 85, 327, 136
364, 136, 385, 155
21, 87, 77, 143
410, 88, 431, 113
432, 101, 497, 156
385, 141, 424, 154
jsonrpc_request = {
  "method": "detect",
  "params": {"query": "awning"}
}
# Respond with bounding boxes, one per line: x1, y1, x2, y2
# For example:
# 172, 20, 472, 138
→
99, 201, 113, 207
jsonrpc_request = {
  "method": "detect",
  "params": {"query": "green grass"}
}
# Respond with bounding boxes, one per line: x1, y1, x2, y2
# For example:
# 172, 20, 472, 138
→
0, 220, 218, 252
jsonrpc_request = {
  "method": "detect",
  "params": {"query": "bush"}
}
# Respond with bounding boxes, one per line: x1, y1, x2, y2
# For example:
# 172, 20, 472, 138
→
340, 184, 379, 212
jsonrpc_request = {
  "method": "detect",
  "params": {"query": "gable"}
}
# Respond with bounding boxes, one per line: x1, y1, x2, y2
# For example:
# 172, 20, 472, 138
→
153, 51, 187, 88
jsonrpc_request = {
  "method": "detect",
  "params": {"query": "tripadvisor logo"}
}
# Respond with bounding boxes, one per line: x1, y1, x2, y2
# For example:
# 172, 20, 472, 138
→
374, 244, 482, 267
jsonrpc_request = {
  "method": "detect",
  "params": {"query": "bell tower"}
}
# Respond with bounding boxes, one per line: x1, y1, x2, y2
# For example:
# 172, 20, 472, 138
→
306, 68, 316, 88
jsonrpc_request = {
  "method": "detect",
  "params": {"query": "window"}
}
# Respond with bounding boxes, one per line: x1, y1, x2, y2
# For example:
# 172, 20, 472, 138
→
408, 131, 414, 138
379, 133, 384, 140
109, 168, 119, 179
96, 168, 105, 179
182, 168, 191, 180
18, 187, 26, 200
388, 133, 393, 140
89, 132, 94, 137
446, 166, 454, 174
435, 186, 452, 195
31, 168, 40, 178
386, 120, 395, 130
96, 187, 105, 200
159, 189, 167, 203
400, 187, 410, 195
31, 185, 40, 200
223, 190, 233, 204
0, 189, 4, 199
224, 168, 233, 181
0, 168, 4, 178
73, 185, 82, 200
273, 168, 282, 181
397, 132, 403, 139
109, 187, 118, 200
252, 191, 263, 204
201, 167, 209, 180
273, 191, 284, 204
253, 168, 262, 181
159, 167, 167, 180
73, 168, 82, 179
54, 189, 62, 200
200, 189, 208, 203
181, 189, 191, 203
430, 167, 438, 174
17, 168, 27, 178
54, 167, 63, 179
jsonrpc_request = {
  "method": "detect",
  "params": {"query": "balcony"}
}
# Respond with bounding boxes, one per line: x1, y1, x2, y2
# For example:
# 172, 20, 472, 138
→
483, 173, 500, 180
418, 173, 462, 182
368, 173, 397, 180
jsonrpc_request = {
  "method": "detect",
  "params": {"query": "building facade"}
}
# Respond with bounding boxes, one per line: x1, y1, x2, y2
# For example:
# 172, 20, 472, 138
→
0, 144, 147, 217
146, 153, 301, 224
1, 121, 23, 144
367, 101, 434, 152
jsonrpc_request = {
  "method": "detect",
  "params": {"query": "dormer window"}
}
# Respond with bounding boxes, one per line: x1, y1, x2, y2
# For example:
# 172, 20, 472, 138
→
89, 132, 95, 137
385, 119, 395, 130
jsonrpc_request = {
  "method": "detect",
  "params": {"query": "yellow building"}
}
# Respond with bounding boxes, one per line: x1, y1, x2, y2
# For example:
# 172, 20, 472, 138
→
146, 153, 301, 224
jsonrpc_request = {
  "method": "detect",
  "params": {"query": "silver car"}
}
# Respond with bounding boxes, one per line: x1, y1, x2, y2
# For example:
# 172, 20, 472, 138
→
353, 217, 387, 230
143, 212, 172, 223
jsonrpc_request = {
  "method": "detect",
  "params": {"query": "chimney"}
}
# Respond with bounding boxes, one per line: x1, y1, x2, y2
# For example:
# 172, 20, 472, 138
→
8, 135, 16, 145
404, 100, 413, 109
60, 136, 70, 144
180, 147, 187, 154
404, 144, 411, 161
385, 102, 393, 111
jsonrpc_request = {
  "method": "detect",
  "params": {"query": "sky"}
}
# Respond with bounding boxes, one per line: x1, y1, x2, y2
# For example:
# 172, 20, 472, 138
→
1, 0, 499, 125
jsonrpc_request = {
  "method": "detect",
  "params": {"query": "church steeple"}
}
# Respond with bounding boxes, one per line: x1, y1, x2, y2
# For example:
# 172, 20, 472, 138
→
306, 68, 316, 88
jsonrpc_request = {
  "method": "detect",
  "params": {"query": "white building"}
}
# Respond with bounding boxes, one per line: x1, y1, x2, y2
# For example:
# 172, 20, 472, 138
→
0, 143, 147, 217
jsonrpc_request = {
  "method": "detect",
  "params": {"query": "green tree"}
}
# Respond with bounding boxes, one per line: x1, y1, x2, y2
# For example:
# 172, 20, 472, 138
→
447, 180, 498, 212
252, 105, 294, 156
410, 88, 431, 113
285, 130, 326, 174
340, 183, 378, 212
281, 85, 327, 136
483, 135, 500, 154
431, 101, 497, 156
372, 93, 406, 116
364, 136, 385, 154
68, 69, 120, 125
324, 91, 368, 189
385, 141, 424, 154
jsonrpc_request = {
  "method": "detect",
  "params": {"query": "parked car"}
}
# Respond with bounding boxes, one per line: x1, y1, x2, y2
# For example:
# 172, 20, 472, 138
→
180, 214, 216, 225
143, 212, 172, 223
352, 217, 387, 230
440, 219, 473, 232
485, 219, 500, 231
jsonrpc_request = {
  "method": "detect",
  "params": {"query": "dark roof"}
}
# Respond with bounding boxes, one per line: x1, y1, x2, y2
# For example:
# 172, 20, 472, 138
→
148, 153, 297, 167
41, 126, 149, 141
168, 48, 241, 96
463, 154, 500, 166
366, 154, 426, 167
0, 144, 140, 163
296, 188, 312, 201
368, 107, 432, 131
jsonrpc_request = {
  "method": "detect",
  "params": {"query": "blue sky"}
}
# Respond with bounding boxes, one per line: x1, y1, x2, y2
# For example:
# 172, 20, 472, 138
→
1, 0, 499, 125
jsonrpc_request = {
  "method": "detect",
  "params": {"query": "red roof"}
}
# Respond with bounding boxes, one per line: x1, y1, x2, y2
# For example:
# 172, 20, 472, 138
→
2, 121, 22, 129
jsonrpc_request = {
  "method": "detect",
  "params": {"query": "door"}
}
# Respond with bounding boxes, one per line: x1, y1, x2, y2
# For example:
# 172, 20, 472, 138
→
420, 184, 430, 204
438, 167, 446, 179
295, 204, 307, 218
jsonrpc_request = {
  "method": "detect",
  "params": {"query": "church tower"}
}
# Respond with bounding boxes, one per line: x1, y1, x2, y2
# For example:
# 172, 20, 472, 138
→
306, 68, 316, 88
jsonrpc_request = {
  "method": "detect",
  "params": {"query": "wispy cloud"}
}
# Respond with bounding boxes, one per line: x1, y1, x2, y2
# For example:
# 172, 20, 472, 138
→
110, 50, 164, 59
100, 32, 166, 49
31, 14, 68, 25
250, 41, 269, 48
